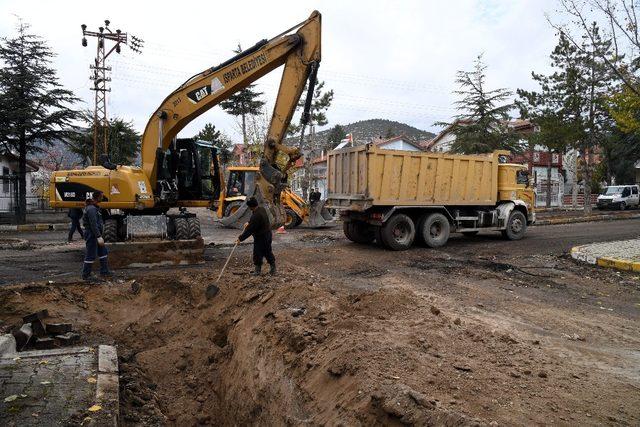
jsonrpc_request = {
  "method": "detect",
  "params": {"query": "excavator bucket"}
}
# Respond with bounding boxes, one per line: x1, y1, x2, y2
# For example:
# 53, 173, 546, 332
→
305, 200, 336, 228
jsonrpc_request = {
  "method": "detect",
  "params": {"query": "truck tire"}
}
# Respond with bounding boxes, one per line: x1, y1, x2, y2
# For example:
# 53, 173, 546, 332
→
419, 213, 450, 248
284, 209, 301, 229
501, 210, 527, 240
103, 219, 118, 243
174, 217, 189, 240
373, 226, 387, 248
187, 217, 201, 238
619, 201, 626, 211
344, 221, 375, 244
380, 214, 415, 250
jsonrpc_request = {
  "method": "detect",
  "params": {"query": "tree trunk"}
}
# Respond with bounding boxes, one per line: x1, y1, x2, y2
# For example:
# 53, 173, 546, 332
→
17, 129, 27, 224
546, 149, 552, 208
241, 113, 247, 146
582, 148, 592, 215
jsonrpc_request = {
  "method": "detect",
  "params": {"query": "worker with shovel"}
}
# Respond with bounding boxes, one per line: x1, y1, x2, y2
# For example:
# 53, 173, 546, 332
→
237, 197, 276, 276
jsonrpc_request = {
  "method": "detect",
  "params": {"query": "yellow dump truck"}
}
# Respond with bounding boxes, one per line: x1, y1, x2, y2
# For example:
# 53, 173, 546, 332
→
326, 145, 535, 250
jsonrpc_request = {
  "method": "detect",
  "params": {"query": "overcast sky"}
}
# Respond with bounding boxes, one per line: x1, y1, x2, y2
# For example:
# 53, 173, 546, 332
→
1, 0, 563, 141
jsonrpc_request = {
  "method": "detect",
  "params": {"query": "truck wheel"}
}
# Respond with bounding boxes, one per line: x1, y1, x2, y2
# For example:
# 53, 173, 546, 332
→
419, 213, 450, 248
373, 226, 387, 248
346, 221, 375, 244
103, 219, 118, 243
187, 217, 201, 238
174, 217, 189, 240
284, 209, 301, 229
380, 214, 415, 250
619, 202, 626, 211
502, 210, 527, 240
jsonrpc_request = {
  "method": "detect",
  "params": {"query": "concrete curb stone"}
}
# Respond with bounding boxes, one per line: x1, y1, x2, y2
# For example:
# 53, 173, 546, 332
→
96, 345, 119, 426
0, 334, 16, 355
571, 245, 640, 272
534, 212, 640, 226
0, 223, 70, 232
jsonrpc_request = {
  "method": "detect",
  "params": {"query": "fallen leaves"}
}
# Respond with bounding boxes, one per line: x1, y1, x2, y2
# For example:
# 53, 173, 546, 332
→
87, 404, 102, 412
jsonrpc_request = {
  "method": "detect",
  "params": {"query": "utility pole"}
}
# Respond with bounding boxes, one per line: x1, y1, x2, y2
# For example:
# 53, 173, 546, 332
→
81, 20, 143, 165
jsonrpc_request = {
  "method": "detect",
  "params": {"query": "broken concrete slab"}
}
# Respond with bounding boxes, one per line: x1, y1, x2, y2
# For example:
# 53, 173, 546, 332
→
55, 332, 80, 345
23, 309, 49, 323
31, 319, 47, 337
34, 337, 56, 350
12, 323, 33, 350
46, 322, 73, 334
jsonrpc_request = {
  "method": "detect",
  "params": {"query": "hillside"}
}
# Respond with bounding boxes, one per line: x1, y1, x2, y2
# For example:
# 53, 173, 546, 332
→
328, 119, 435, 144
285, 119, 436, 150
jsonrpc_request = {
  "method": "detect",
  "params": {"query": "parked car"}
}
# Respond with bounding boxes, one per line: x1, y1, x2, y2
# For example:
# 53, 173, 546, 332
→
596, 185, 640, 210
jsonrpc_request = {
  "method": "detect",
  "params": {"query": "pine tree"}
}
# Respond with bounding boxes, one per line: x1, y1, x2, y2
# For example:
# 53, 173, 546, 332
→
326, 124, 346, 149
196, 123, 233, 164
0, 21, 80, 223
517, 33, 584, 207
219, 44, 266, 145
68, 114, 140, 167
439, 55, 520, 154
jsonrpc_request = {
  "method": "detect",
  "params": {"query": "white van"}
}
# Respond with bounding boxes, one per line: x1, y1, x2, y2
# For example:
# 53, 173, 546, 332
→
596, 185, 640, 210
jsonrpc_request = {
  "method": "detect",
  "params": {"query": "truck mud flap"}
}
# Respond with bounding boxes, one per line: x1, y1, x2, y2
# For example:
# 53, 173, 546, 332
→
305, 200, 336, 228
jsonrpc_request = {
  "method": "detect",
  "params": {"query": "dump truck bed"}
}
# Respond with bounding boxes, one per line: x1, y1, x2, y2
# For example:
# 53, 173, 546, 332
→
327, 145, 504, 211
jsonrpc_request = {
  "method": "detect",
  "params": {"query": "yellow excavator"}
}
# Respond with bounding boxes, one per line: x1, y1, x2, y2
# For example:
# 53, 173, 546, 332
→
49, 12, 321, 241
216, 165, 334, 229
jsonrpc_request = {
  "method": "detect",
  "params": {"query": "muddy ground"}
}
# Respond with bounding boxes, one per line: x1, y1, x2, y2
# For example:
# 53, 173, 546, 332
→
1, 219, 639, 425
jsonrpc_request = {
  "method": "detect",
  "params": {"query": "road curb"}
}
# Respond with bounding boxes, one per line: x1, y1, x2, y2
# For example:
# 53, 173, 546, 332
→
535, 213, 640, 226
570, 245, 640, 272
0, 223, 69, 232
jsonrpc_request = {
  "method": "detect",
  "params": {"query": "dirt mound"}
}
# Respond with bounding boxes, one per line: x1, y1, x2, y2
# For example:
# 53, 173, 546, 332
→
0, 258, 636, 425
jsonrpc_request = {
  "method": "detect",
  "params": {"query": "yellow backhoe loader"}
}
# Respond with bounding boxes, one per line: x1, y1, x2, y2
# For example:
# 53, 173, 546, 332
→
49, 12, 322, 242
215, 166, 334, 229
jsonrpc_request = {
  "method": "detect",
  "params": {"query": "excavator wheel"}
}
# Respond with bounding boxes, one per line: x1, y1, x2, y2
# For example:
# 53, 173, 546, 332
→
187, 217, 201, 238
103, 219, 118, 243
284, 208, 302, 229
174, 217, 190, 240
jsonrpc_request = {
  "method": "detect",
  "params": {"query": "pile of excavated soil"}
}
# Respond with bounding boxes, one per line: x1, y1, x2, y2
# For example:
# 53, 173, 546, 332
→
0, 260, 637, 425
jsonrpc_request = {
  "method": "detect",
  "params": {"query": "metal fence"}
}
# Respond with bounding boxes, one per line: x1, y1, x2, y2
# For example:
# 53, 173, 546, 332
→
0, 175, 50, 219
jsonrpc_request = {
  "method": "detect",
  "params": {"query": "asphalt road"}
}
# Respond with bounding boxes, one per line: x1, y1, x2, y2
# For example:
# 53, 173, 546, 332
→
0, 218, 639, 285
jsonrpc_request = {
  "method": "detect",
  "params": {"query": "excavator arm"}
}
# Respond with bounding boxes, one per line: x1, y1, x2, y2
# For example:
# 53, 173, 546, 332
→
140, 11, 321, 227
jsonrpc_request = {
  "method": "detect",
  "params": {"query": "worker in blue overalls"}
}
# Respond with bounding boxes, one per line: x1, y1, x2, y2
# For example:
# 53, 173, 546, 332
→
81, 190, 112, 280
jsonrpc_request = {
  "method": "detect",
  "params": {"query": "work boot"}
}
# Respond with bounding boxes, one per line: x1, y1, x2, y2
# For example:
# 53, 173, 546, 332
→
252, 264, 262, 276
99, 258, 113, 277
269, 263, 276, 276
81, 261, 93, 281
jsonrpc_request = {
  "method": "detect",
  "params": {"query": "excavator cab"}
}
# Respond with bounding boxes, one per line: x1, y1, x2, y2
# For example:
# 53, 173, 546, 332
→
156, 139, 221, 205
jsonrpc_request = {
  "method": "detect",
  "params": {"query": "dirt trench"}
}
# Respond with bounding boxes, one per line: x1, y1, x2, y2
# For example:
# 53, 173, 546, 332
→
1, 256, 638, 426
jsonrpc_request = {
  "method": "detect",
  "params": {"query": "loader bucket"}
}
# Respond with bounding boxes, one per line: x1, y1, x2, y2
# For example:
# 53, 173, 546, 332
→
220, 201, 253, 229
305, 200, 336, 228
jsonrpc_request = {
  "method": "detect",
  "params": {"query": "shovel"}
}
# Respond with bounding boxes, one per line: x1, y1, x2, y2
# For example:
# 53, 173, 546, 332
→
205, 240, 239, 299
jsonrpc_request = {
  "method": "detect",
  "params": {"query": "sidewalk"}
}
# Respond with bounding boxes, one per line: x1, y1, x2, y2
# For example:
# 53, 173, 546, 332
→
571, 239, 640, 272
0, 345, 119, 426
534, 210, 640, 226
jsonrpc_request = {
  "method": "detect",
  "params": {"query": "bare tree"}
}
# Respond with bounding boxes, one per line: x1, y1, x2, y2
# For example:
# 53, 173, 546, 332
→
549, 0, 639, 95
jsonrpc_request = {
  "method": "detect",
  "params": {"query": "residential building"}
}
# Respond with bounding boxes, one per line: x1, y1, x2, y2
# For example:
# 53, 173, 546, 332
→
371, 135, 424, 152
0, 151, 42, 214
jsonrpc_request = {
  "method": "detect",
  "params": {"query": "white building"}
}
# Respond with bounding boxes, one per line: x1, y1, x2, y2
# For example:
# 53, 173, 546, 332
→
0, 151, 41, 213
371, 135, 424, 151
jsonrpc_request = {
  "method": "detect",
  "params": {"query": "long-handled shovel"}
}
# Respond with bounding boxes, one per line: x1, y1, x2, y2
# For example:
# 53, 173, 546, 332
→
206, 240, 239, 299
